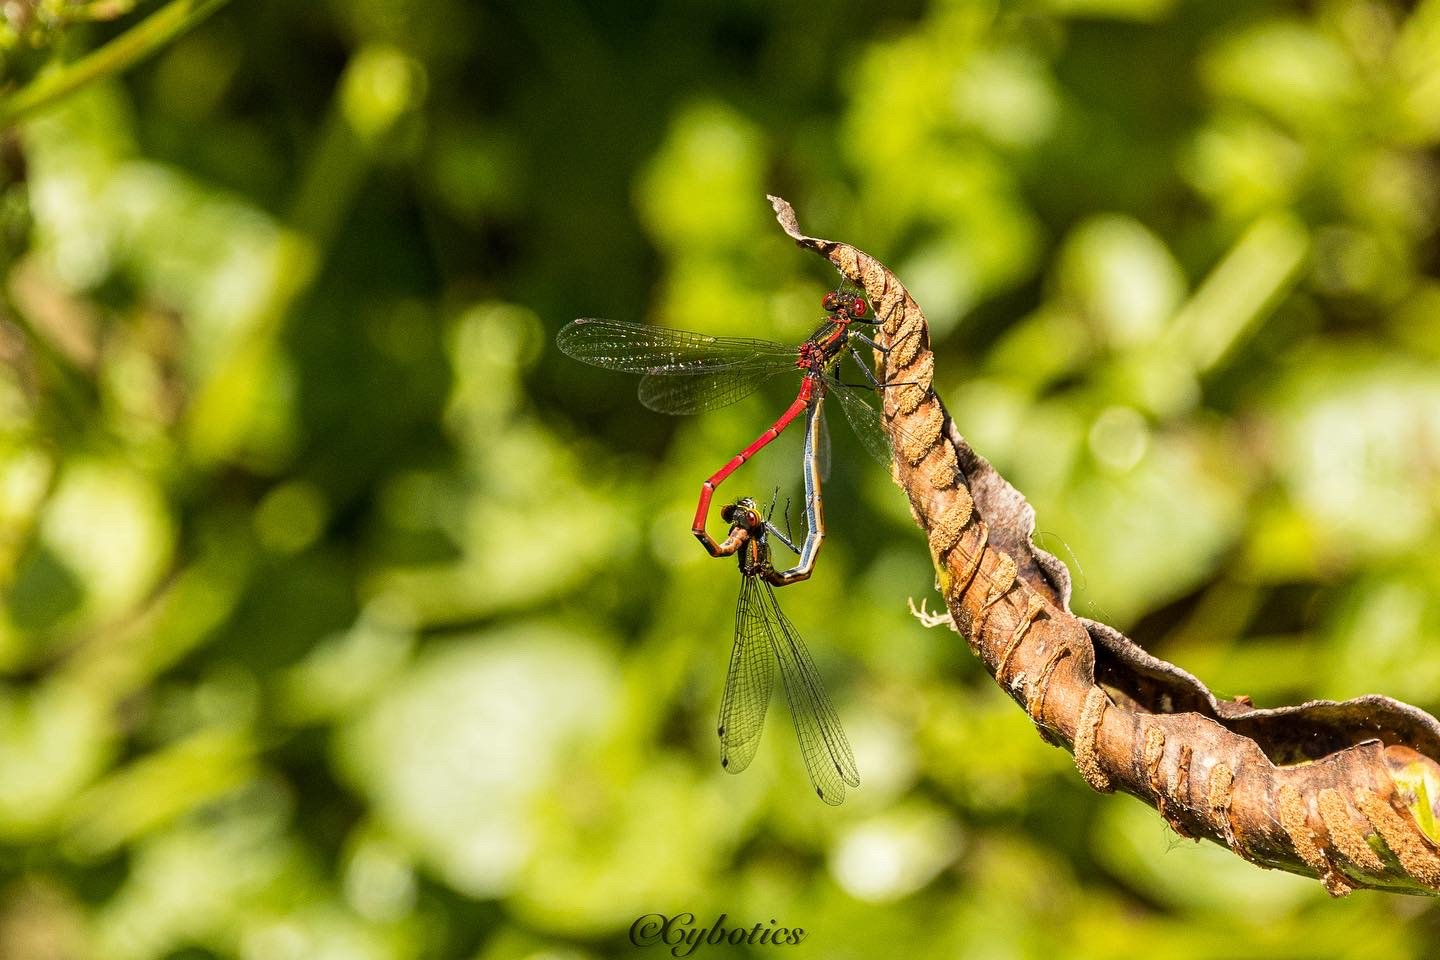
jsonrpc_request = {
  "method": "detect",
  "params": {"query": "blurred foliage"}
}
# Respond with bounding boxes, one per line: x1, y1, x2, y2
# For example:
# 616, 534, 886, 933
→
0, 0, 1439, 957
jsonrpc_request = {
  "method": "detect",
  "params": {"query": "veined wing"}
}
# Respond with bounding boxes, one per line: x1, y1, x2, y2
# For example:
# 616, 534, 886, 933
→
758, 579, 858, 804
717, 574, 775, 775
815, 394, 832, 483
557, 318, 796, 375
828, 378, 939, 468
638, 364, 791, 414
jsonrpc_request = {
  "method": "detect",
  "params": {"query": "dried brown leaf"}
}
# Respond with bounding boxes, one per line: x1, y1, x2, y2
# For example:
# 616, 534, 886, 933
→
770, 194, 1440, 896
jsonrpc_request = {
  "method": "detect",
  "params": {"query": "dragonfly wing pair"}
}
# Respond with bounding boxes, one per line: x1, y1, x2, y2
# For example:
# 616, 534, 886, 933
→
719, 574, 860, 805
560, 317, 814, 416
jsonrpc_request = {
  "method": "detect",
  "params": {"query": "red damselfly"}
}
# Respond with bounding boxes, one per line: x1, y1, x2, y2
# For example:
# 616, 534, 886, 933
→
707, 397, 858, 804
556, 289, 901, 550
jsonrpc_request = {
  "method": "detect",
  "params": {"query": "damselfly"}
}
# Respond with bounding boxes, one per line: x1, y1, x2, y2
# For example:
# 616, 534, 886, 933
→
556, 290, 900, 549
706, 396, 858, 804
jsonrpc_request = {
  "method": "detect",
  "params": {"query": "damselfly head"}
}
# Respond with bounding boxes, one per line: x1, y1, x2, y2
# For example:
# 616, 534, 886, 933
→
822, 288, 870, 321
721, 497, 762, 530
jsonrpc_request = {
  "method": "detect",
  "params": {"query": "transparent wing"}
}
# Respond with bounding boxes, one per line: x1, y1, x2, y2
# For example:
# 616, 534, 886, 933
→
557, 318, 796, 374
759, 580, 859, 804
829, 380, 896, 466
717, 575, 775, 775
827, 378, 939, 468
638, 364, 791, 414
816, 396, 832, 483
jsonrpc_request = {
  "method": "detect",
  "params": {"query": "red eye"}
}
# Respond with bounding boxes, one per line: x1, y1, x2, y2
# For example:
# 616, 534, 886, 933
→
851, 297, 868, 317
822, 292, 838, 312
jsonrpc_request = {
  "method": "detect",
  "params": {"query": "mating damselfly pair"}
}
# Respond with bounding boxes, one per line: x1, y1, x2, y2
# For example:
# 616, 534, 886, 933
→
557, 288, 908, 804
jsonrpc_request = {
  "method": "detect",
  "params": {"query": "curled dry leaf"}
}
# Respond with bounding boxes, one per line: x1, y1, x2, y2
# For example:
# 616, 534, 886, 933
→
769, 194, 1440, 896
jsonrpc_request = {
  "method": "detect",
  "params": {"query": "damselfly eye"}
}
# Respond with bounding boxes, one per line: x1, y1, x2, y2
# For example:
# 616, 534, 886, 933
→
721, 504, 738, 523
851, 297, 867, 317
822, 291, 839, 312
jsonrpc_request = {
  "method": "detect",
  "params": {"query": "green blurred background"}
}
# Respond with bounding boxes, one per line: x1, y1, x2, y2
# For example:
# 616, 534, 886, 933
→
1, 0, 1439, 956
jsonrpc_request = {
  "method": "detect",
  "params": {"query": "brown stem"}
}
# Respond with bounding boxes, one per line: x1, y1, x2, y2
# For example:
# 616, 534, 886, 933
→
769, 194, 1440, 897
